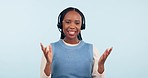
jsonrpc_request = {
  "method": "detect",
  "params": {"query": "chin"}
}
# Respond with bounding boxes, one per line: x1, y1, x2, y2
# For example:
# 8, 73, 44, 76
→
65, 34, 78, 40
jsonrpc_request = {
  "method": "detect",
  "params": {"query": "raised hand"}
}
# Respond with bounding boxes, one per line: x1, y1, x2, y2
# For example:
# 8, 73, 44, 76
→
40, 43, 52, 64
98, 47, 113, 74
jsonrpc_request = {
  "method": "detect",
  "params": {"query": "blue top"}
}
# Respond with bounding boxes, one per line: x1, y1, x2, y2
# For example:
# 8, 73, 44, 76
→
51, 40, 93, 78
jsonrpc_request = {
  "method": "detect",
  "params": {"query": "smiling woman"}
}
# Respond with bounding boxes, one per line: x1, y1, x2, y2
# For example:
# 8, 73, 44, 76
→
62, 10, 82, 44
40, 7, 112, 78
57, 7, 86, 41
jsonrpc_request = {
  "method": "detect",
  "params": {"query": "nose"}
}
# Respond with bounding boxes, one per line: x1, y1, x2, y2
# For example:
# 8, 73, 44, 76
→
69, 23, 76, 29
69, 26, 76, 30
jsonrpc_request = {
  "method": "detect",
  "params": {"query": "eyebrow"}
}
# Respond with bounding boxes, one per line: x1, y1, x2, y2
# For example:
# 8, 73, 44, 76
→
64, 19, 80, 21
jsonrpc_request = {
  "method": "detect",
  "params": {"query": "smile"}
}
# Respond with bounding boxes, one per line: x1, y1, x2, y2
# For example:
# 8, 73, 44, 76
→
68, 31, 76, 35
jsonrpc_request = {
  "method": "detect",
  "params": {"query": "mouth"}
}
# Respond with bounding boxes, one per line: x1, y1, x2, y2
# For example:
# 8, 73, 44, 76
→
64, 28, 79, 38
68, 31, 76, 36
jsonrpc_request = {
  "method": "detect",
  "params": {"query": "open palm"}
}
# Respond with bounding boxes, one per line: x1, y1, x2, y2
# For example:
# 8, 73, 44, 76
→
98, 47, 113, 74
40, 43, 52, 64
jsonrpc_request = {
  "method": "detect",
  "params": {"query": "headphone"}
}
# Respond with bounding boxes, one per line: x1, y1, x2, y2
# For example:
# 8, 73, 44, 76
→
57, 7, 86, 31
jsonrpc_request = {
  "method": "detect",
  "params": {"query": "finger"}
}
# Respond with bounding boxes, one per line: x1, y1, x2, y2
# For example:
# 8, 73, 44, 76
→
46, 45, 53, 63
45, 47, 48, 54
40, 43, 47, 55
40, 43, 43, 49
49, 45, 52, 53
104, 50, 108, 60
40, 43, 45, 51
105, 48, 109, 56
100, 52, 107, 64
40, 42, 47, 55
100, 49, 107, 61
103, 48, 110, 60
108, 47, 113, 55
105, 47, 113, 59
47, 45, 52, 58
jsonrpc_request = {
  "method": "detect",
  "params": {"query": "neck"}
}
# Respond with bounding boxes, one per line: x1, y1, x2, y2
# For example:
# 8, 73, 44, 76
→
63, 38, 80, 44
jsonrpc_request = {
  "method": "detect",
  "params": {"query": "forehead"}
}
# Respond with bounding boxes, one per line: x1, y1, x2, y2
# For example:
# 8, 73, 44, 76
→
64, 11, 81, 20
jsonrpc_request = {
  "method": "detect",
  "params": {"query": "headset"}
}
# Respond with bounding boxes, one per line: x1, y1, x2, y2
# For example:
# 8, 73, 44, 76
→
57, 7, 86, 31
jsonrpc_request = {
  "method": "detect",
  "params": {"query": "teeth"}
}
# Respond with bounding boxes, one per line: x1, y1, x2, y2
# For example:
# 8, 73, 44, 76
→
69, 31, 75, 35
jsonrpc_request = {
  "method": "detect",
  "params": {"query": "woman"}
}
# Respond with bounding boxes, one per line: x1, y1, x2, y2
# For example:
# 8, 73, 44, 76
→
40, 7, 112, 78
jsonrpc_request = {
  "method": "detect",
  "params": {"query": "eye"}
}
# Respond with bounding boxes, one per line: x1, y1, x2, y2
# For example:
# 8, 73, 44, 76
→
75, 20, 80, 25
65, 20, 71, 24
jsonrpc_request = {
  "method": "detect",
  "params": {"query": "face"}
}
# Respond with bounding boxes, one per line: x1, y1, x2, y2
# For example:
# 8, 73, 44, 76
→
62, 11, 82, 40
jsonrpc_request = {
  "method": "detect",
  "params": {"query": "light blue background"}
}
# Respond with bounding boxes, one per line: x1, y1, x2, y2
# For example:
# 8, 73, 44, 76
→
0, 0, 148, 78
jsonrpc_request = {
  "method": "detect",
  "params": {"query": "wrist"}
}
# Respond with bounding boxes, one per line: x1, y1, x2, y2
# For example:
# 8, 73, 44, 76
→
46, 62, 51, 65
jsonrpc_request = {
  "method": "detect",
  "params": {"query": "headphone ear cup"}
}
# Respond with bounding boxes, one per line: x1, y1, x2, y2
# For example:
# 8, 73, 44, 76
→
57, 23, 62, 29
81, 24, 85, 30
81, 15, 85, 30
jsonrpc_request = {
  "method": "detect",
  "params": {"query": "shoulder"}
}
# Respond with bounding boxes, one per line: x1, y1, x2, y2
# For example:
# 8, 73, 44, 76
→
82, 40, 100, 57
51, 39, 61, 44
82, 41, 101, 59
50, 39, 62, 47
82, 40, 93, 46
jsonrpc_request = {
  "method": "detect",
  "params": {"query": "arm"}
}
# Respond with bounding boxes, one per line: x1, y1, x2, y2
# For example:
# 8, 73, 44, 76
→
40, 55, 51, 78
98, 48, 112, 74
92, 47, 105, 78
40, 43, 52, 78
92, 47, 112, 78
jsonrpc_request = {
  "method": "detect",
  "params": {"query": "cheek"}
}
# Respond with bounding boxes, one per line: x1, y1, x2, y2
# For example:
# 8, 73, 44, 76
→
62, 24, 66, 31
62, 28, 66, 34
62, 23, 69, 29
62, 26, 68, 35
77, 25, 81, 31
77, 27, 81, 31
